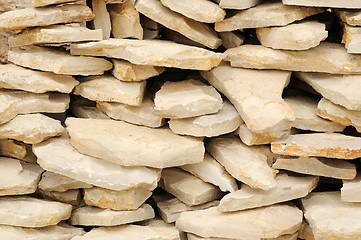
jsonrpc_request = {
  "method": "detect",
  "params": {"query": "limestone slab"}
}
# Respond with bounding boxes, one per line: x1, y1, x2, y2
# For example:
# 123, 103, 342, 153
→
335, 9, 361, 26
65, 118, 205, 168
341, 23, 361, 53
84, 187, 152, 211
215, 1, 324, 32
0, 32, 10, 63
0, 0, 31, 12
160, 168, 223, 206
202, 63, 294, 133
219, 31, 245, 49
70, 98, 110, 119
341, 174, 361, 202
0, 95, 16, 124
8, 47, 112, 76
70, 39, 222, 70
39, 171, 92, 192
38, 189, 81, 205
33, 134, 161, 191
214, 0, 261, 10
0, 139, 36, 163
224, 43, 361, 74
92, 0, 111, 39
237, 124, 291, 146
73, 75, 145, 106
135, 0, 221, 48
32, 0, 77, 7
0, 5, 95, 32
187, 233, 299, 240
176, 205, 303, 239
140, 218, 187, 240
283, 0, 361, 9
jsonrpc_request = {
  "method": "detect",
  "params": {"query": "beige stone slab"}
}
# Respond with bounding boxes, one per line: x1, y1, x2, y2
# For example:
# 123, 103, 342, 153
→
135, 0, 221, 48
298, 222, 315, 240
0, 5, 95, 32
341, 174, 361, 202
237, 124, 291, 146
219, 31, 245, 49
33, 134, 161, 191
187, 233, 299, 240
283, 0, 361, 9
70, 39, 222, 70
160, 0, 225, 23
70, 204, 154, 226
39, 189, 81, 205
8, 47, 112, 76
341, 23, 361, 53
0, 196, 72, 227
140, 218, 187, 240
160, 168, 223, 206
92, 0, 111, 39
169, 101, 243, 137
0, 0, 31, 12
84, 186, 152, 211
214, 0, 261, 10
73, 75, 145, 106
224, 43, 361, 74
66, 117, 205, 168
32, 0, 77, 7
0, 95, 16, 124
39, 171, 92, 192
162, 28, 205, 48
0, 139, 36, 163
215, 1, 324, 32
70, 97, 110, 119
0, 32, 10, 63
202, 63, 294, 133
176, 205, 302, 239
9, 24, 102, 47
256, 21, 327, 50
335, 9, 361, 26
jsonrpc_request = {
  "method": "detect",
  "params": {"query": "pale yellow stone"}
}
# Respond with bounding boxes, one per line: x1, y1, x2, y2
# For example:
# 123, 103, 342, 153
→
0, 95, 16, 124
92, 0, 111, 39
140, 15, 161, 39
0, 0, 31, 12
283, 0, 361, 9
298, 222, 315, 240
224, 43, 361, 74
0, 32, 10, 63
341, 174, 361, 202
341, 23, 361, 53
176, 205, 303, 239
0, 5, 95, 32
219, 31, 245, 49
214, 0, 261, 10
335, 9, 361, 26
73, 76, 145, 106
215, 2, 324, 32
70, 98, 110, 119
38, 189, 81, 205
32, 0, 77, 7
39, 171, 92, 192
237, 124, 291, 146
140, 218, 187, 240
0, 139, 36, 163
187, 233, 299, 240
202, 63, 294, 133
162, 28, 205, 48
135, 0, 221, 48
70, 39, 222, 70
66, 117, 205, 168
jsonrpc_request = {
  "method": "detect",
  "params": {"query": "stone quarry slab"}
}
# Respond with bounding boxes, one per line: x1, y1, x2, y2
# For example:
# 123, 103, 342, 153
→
154, 79, 222, 119
135, 0, 221, 48
8, 47, 112, 76
176, 204, 302, 239
224, 43, 361, 74
207, 135, 276, 190
0, 139, 36, 163
38, 189, 81, 205
73, 75, 145, 106
0, 4, 95, 32
335, 9, 361, 26
33, 134, 161, 191
84, 187, 152, 211
273, 156, 357, 180
237, 124, 291, 146
160, 168, 223, 206
65, 118, 205, 168
341, 173, 361, 202
283, 0, 361, 9
38, 171, 92, 192
271, 133, 361, 160
215, 1, 324, 32
169, 101, 243, 137
219, 31, 245, 49
0, 95, 16, 124
214, 0, 261, 10
0, 196, 72, 227
70, 39, 222, 70
92, 0, 111, 39
341, 23, 361, 53
202, 63, 294, 134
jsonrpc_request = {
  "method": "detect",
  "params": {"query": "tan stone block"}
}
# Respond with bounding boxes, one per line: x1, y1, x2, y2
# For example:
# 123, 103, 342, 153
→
214, 0, 261, 10
341, 23, 361, 53
341, 174, 361, 202
38, 189, 82, 206
335, 9, 361, 26
92, 0, 111, 39
0, 139, 36, 163
237, 124, 291, 146
283, 0, 361, 9
39, 171, 92, 192
0, 0, 31, 12
0, 95, 16, 124
32, 0, 77, 7
187, 232, 299, 240
219, 31, 245, 49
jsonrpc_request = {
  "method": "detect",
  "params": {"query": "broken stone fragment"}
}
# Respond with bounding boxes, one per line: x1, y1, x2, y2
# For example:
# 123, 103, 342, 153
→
219, 31, 245, 49
140, 218, 187, 240
187, 232, 299, 240
237, 124, 291, 146
342, 173, 361, 202
214, 0, 261, 10
271, 133, 361, 159
0, 95, 16, 124
215, 1, 324, 32
162, 28, 205, 48
70, 39, 222, 70
73, 75, 145, 106
298, 222, 315, 240
92, 0, 111, 39
160, 168, 223, 206
176, 205, 302, 239
0, 5, 95, 32
273, 156, 357, 180
0, 0, 32, 12
0, 139, 36, 163
38, 189, 81, 206
202, 63, 294, 134
8, 47, 112, 76
39, 171, 92, 192
84, 187, 152, 211
224, 43, 361, 74
32, 0, 78, 7
283, 0, 361, 9
135, 0, 221, 48
65, 117, 205, 168
0, 32, 11, 63
70, 204, 155, 226
335, 9, 361, 26
70, 97, 110, 119
341, 23, 361, 53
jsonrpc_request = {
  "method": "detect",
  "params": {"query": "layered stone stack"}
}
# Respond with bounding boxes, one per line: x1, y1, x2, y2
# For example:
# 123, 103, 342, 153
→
0, 0, 361, 239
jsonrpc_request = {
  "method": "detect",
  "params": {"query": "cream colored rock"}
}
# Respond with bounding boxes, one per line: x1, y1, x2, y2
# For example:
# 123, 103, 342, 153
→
335, 9, 361, 26
92, 0, 111, 39
202, 63, 294, 133
9, 24, 102, 47
187, 233, 299, 240
0, 196, 72, 227
214, 0, 261, 10
0, 95, 16, 124
271, 133, 361, 159
224, 43, 361, 74
0, 139, 36, 163
33, 134, 161, 191
215, 2, 324, 32
273, 156, 357, 180
84, 187, 152, 211
163, 28, 205, 48
169, 101, 242, 137
39, 171, 92, 192
70, 39, 222, 70
0, 0, 31, 12
73, 76, 145, 106
285, 96, 345, 132
219, 31, 245, 49
160, 0, 225, 23
66, 118, 205, 168
160, 168, 223, 206
341, 23, 361, 53
256, 21, 327, 50
0, 5, 95, 32
39, 189, 81, 205
206, 135, 276, 190
0, 32, 10, 63
70, 98, 109, 119
135, 0, 221, 48
140, 218, 187, 240
112, 59, 164, 82
32, 0, 77, 7
317, 98, 361, 133
70, 204, 154, 226
283, 0, 361, 9
341, 174, 361, 202
237, 124, 291, 146
154, 79, 223, 119
176, 205, 303, 239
